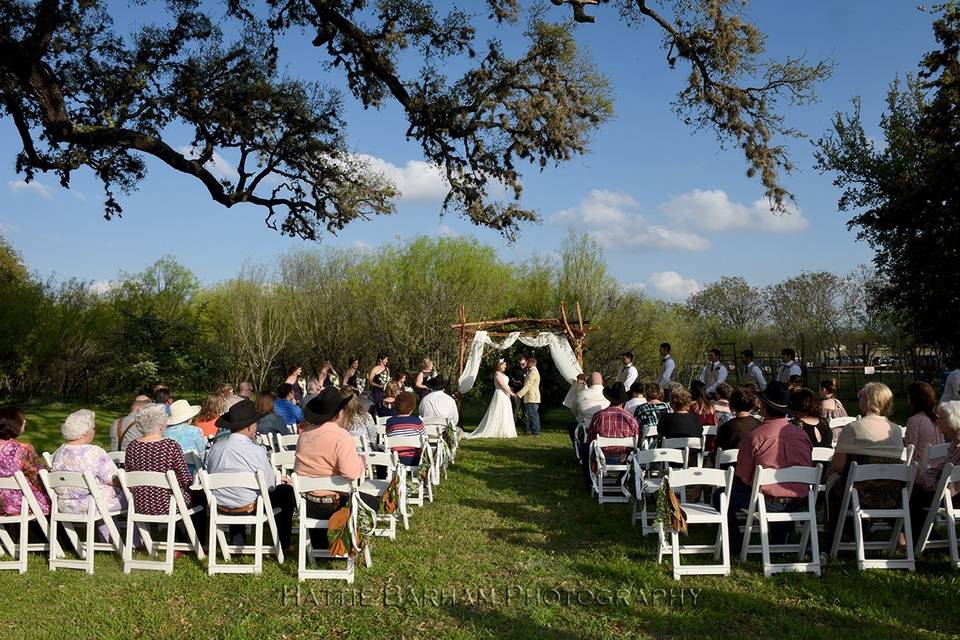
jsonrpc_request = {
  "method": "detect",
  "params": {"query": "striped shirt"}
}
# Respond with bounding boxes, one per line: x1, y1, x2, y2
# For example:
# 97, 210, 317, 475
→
385, 415, 425, 466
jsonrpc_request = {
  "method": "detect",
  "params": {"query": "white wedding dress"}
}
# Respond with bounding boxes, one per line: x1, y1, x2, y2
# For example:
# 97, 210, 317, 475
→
464, 371, 517, 439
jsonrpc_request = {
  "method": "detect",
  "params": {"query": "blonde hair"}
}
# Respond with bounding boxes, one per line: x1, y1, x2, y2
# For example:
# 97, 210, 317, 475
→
860, 382, 894, 417
422, 358, 433, 370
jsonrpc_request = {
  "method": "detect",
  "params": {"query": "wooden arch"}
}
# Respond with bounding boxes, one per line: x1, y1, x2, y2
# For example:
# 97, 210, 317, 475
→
450, 301, 592, 376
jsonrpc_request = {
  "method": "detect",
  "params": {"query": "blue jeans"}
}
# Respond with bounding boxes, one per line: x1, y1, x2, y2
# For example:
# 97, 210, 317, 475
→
524, 403, 541, 435
720, 483, 802, 553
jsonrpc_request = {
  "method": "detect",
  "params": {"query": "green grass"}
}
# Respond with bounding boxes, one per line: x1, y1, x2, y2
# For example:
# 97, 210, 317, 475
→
3, 404, 960, 639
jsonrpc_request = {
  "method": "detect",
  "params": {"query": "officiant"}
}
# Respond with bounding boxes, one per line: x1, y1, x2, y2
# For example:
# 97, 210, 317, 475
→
509, 356, 528, 421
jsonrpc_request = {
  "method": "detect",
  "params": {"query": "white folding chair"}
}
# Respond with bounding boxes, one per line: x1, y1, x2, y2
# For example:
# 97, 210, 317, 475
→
118, 470, 205, 574
623, 448, 685, 534
915, 462, 960, 564
702, 425, 718, 438
285, 423, 298, 434
358, 450, 404, 536
714, 448, 738, 469
829, 461, 917, 571
829, 417, 857, 446
40, 469, 125, 574
572, 420, 587, 462
108, 451, 126, 467
739, 464, 822, 576
375, 424, 388, 448
375, 415, 390, 427
271, 450, 296, 478
276, 434, 299, 451
291, 474, 375, 583
916, 442, 950, 485
352, 432, 369, 454
199, 470, 284, 575
589, 435, 638, 504
901, 443, 916, 465
661, 436, 705, 468
384, 433, 432, 508
0, 472, 49, 573
638, 424, 659, 450
41, 452, 53, 467
422, 421, 450, 485
255, 433, 276, 452
658, 466, 734, 580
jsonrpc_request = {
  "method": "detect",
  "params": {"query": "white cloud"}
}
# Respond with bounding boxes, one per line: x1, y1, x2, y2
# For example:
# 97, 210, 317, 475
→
90, 280, 113, 295
354, 154, 448, 202
552, 189, 710, 252
7, 180, 53, 199
624, 281, 647, 292
351, 240, 373, 253
648, 271, 701, 300
436, 224, 459, 238
177, 146, 240, 183
660, 188, 808, 233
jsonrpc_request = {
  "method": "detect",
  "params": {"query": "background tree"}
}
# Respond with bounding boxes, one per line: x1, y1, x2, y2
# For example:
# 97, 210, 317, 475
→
688, 276, 766, 344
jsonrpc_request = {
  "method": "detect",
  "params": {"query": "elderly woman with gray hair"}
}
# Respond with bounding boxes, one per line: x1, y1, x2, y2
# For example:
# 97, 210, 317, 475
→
937, 401, 960, 498
124, 404, 197, 515
50, 409, 125, 540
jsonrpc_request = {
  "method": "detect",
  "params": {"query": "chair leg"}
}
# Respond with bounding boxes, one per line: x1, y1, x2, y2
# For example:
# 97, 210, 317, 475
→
852, 512, 866, 571
758, 506, 772, 574
18, 518, 28, 574
165, 519, 176, 575
85, 518, 95, 575
671, 529, 681, 580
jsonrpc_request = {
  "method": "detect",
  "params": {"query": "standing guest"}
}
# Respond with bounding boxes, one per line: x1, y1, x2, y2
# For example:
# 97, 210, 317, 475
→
419, 375, 459, 426
255, 391, 289, 438
712, 383, 734, 425
164, 400, 206, 473
634, 383, 671, 438
715, 386, 762, 451
740, 350, 767, 391
318, 361, 339, 388
905, 382, 945, 545
586, 382, 639, 465
301, 379, 322, 409
274, 383, 305, 429
942, 364, 960, 403
516, 356, 542, 436
294, 389, 374, 549
697, 348, 728, 395
788, 388, 833, 449
689, 380, 717, 428
205, 399, 295, 551
343, 357, 361, 393
284, 365, 304, 404
385, 392, 426, 466
375, 382, 401, 418
776, 349, 803, 384
616, 352, 639, 392
509, 356, 529, 424
154, 386, 173, 415
657, 389, 702, 439
341, 389, 379, 451
110, 394, 152, 452
623, 380, 647, 415
195, 393, 226, 439
0, 406, 50, 519
414, 358, 438, 401
819, 378, 847, 422
725, 381, 813, 551
368, 353, 390, 409
658, 343, 676, 401
50, 410, 125, 541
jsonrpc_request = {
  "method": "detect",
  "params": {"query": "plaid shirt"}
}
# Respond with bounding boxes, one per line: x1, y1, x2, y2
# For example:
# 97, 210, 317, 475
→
634, 401, 670, 431
588, 406, 639, 457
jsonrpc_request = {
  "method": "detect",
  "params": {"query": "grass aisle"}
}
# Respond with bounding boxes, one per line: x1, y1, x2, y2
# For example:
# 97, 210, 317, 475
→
3, 408, 960, 639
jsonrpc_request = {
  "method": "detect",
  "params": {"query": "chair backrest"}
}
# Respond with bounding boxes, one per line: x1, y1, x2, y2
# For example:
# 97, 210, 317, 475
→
363, 450, 397, 472
811, 447, 834, 463
120, 470, 169, 488
291, 473, 355, 495
285, 423, 297, 434
183, 450, 202, 469
919, 442, 951, 471
662, 436, 703, 451
352, 432, 369, 452
276, 434, 299, 450
640, 424, 658, 440
271, 450, 296, 471
108, 451, 125, 466
375, 424, 388, 440
41, 452, 53, 467
714, 448, 739, 468
668, 466, 732, 489
199, 469, 263, 491
829, 416, 857, 430
901, 443, 915, 464
254, 433, 275, 451
375, 415, 390, 427
384, 434, 427, 451
849, 461, 917, 484
594, 435, 637, 450
702, 425, 718, 437
754, 464, 822, 487
421, 417, 448, 429
41, 469, 87, 491
632, 447, 685, 467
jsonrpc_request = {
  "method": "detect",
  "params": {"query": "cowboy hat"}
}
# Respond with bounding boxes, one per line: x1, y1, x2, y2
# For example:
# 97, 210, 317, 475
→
167, 399, 201, 425
215, 398, 260, 432
602, 381, 630, 406
303, 387, 351, 425
425, 374, 447, 391
759, 381, 791, 412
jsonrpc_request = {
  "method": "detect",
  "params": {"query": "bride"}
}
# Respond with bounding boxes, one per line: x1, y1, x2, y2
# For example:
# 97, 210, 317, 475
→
464, 359, 517, 439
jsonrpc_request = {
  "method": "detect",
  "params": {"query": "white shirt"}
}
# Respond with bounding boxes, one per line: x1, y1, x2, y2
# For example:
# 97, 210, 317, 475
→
576, 384, 610, 424
617, 364, 638, 391
419, 390, 459, 425
658, 356, 675, 387
697, 362, 728, 394
777, 360, 802, 383
943, 369, 960, 403
624, 397, 646, 414
743, 361, 767, 391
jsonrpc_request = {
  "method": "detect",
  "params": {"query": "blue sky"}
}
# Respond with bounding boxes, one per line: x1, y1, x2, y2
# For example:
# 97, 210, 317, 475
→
0, 1, 937, 299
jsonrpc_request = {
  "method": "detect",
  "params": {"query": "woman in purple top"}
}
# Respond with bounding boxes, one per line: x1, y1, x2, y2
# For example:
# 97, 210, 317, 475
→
906, 381, 945, 546
0, 406, 50, 524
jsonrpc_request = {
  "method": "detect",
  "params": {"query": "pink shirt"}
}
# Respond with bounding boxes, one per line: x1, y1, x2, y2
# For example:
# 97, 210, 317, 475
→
294, 422, 365, 497
905, 413, 945, 491
735, 418, 813, 498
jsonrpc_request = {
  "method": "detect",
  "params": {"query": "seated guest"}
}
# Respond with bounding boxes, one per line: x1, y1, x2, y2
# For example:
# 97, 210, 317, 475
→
205, 400, 295, 550
937, 401, 960, 496
273, 383, 305, 429
385, 392, 426, 466
395, 372, 409, 392
657, 389, 702, 440
715, 386, 762, 451
342, 389, 379, 451
689, 380, 717, 427
724, 381, 813, 551
906, 381, 945, 545
50, 409, 125, 541
375, 382, 401, 418
623, 380, 647, 415
819, 377, 847, 422
220, 383, 245, 411
586, 382, 639, 465
418, 375, 459, 426
575, 372, 610, 435
195, 393, 226, 440
634, 382, 670, 436
302, 379, 322, 409
256, 391, 289, 438
712, 383, 734, 426
154, 386, 173, 415
164, 400, 206, 473
110, 394, 152, 451
0, 405, 50, 520
788, 388, 833, 449
294, 388, 375, 548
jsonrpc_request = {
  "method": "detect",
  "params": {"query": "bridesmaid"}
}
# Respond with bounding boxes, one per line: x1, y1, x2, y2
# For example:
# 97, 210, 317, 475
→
284, 364, 304, 404
344, 357, 361, 393
414, 358, 437, 401
368, 353, 390, 410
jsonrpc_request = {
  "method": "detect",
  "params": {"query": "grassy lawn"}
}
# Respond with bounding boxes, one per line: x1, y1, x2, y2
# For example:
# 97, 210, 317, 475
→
2, 403, 959, 639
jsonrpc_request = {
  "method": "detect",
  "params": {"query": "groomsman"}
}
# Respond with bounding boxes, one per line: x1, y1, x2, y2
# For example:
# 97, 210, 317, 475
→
616, 351, 638, 391
698, 348, 728, 395
658, 343, 675, 401
509, 356, 528, 421
777, 348, 803, 384
740, 349, 767, 391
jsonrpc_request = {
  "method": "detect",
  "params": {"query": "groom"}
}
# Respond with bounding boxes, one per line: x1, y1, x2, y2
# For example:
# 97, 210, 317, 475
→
516, 356, 541, 436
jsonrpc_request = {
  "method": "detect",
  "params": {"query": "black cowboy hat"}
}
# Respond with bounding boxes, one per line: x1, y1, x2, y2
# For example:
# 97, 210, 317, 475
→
215, 398, 260, 432
759, 381, 791, 412
303, 387, 351, 425
602, 381, 630, 406
425, 374, 447, 391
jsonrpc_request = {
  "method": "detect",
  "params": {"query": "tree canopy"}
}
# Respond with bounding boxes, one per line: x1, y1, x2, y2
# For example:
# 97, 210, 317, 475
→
1, 0, 828, 239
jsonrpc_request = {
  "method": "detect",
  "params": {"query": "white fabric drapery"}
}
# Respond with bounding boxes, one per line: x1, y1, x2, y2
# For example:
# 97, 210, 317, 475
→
457, 330, 583, 394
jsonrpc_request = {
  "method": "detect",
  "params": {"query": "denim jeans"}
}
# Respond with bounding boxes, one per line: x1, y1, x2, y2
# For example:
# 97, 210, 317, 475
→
524, 403, 541, 435
721, 483, 803, 553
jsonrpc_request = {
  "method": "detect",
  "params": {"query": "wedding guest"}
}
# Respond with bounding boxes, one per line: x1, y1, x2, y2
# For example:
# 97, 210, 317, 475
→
906, 381, 945, 544
414, 358, 437, 401
221, 383, 244, 411
0, 406, 50, 519
776, 348, 803, 384
343, 357, 361, 393
657, 389, 702, 440
341, 389, 379, 451
623, 380, 647, 414
110, 394, 152, 451
634, 382, 670, 436
164, 400, 206, 473
697, 348, 728, 395
586, 382, 639, 464
942, 364, 960, 403
237, 382, 254, 401
658, 343, 676, 400
576, 372, 610, 429
616, 352, 638, 392
368, 353, 390, 409
819, 378, 847, 422
50, 410, 125, 541
788, 388, 833, 449
274, 383, 304, 428
385, 392, 426, 466
715, 386, 762, 451
255, 391, 288, 438
740, 349, 767, 391
302, 379, 322, 408
154, 386, 173, 415
935, 401, 960, 494
395, 372, 409, 392
195, 393, 226, 439
419, 375, 459, 426
712, 383, 734, 425
375, 382, 401, 418
284, 365, 304, 404
689, 380, 717, 428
